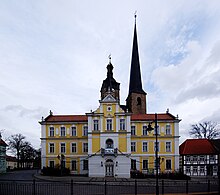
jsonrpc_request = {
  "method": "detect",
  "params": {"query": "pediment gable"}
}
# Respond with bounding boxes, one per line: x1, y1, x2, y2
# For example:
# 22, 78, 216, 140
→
101, 94, 117, 103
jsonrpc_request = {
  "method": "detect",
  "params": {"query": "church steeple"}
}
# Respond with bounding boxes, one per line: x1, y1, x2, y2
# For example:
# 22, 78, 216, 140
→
126, 14, 147, 114
101, 56, 120, 101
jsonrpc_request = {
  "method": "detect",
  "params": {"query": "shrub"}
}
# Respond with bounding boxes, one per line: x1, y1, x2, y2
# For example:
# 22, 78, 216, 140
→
130, 170, 190, 180
42, 166, 70, 176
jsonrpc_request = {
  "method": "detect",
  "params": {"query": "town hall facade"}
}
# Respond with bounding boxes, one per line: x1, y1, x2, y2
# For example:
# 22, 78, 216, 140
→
40, 17, 180, 178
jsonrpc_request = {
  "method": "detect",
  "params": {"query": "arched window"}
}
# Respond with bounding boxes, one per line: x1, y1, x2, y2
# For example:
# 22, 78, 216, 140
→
106, 139, 114, 148
137, 97, 141, 105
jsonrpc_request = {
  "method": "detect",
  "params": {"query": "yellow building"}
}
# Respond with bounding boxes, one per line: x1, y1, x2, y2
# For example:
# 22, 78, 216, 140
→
40, 17, 180, 178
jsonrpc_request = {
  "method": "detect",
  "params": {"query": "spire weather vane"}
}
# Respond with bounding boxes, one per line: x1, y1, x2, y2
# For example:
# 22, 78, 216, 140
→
108, 54, 111, 63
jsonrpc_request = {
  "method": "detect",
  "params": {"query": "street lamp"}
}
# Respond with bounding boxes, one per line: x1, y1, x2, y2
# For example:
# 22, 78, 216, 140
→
147, 113, 159, 195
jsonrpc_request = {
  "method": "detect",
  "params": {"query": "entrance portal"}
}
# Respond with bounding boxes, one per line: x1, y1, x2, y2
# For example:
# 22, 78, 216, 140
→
105, 159, 114, 177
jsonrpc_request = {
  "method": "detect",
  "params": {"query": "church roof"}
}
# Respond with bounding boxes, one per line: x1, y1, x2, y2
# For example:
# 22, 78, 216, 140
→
128, 16, 146, 95
101, 62, 120, 91
43, 115, 88, 122
179, 139, 218, 155
131, 113, 176, 121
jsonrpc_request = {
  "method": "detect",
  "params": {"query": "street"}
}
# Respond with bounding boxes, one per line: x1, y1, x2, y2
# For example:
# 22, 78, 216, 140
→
0, 170, 219, 195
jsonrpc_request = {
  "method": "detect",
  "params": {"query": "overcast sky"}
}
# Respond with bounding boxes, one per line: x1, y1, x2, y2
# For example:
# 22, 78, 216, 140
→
1, 0, 220, 149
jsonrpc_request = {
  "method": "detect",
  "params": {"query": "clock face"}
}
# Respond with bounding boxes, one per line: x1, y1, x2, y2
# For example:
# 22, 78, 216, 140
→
107, 105, 112, 112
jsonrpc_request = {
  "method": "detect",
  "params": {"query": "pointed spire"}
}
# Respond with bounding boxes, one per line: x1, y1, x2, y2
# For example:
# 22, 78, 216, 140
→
128, 14, 146, 95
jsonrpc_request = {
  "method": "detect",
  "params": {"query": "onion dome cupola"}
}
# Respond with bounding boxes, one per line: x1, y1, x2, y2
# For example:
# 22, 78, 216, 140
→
100, 56, 120, 101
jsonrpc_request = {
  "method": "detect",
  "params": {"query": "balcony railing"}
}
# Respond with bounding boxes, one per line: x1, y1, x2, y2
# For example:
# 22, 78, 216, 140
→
101, 148, 117, 156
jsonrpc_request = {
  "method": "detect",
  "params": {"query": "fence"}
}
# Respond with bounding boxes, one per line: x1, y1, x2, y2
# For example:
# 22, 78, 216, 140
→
0, 179, 219, 195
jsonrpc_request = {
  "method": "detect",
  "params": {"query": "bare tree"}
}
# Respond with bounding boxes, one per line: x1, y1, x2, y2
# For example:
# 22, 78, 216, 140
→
7, 133, 26, 168
20, 141, 35, 168
189, 121, 220, 139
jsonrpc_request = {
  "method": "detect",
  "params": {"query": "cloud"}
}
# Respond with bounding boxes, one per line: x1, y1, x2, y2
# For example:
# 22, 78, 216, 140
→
2, 105, 47, 119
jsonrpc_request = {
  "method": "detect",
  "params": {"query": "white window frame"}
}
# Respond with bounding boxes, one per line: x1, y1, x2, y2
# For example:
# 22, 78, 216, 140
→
154, 125, 160, 135
131, 142, 136, 152
60, 126, 66, 136
49, 143, 55, 153
142, 125, 148, 135
120, 119, 126, 130
60, 143, 66, 154
83, 125, 88, 136
142, 142, 148, 152
71, 126, 77, 136
165, 124, 171, 135
71, 143, 77, 153
49, 126, 55, 137
83, 143, 88, 153
106, 119, 113, 131
93, 120, 99, 131
166, 142, 171, 152
131, 125, 136, 136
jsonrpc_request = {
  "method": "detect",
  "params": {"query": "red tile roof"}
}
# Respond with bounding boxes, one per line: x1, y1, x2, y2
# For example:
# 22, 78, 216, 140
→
44, 115, 88, 122
0, 139, 7, 146
6, 155, 17, 162
131, 113, 176, 121
179, 139, 217, 155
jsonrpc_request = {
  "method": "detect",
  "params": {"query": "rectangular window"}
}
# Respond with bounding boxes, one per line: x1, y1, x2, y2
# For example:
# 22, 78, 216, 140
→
83, 160, 88, 170
49, 143, 54, 153
120, 119, 125, 130
166, 159, 172, 170
165, 124, 171, 135
200, 166, 205, 174
107, 119, 112, 130
143, 142, 148, 152
71, 143, 77, 153
71, 126, 77, 136
49, 127, 54, 137
166, 142, 171, 152
93, 120, 99, 131
154, 125, 160, 135
186, 166, 191, 174
143, 160, 148, 170
186, 156, 191, 163
154, 142, 160, 152
83, 126, 88, 136
199, 155, 205, 162
143, 125, 148, 135
60, 127, 66, 136
61, 143, 66, 153
71, 160, 77, 171
131, 159, 136, 170
83, 143, 88, 153
193, 166, 197, 174
131, 126, 136, 135
210, 155, 215, 162
193, 156, 198, 162
49, 161, 54, 168
131, 142, 136, 152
